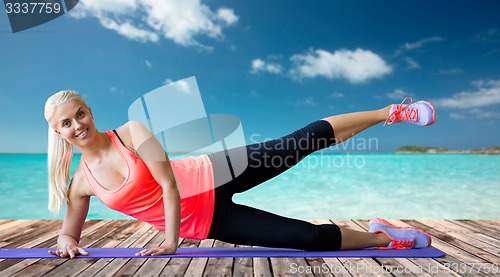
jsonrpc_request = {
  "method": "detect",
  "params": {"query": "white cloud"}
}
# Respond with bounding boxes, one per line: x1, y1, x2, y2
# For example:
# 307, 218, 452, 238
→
386, 89, 413, 100
404, 57, 420, 69
71, 0, 238, 49
450, 109, 500, 119
217, 8, 238, 25
394, 36, 445, 57
250, 59, 282, 74
294, 97, 318, 107
71, 0, 139, 16
100, 18, 159, 43
250, 90, 259, 98
432, 79, 500, 109
402, 36, 445, 50
328, 92, 344, 98
145, 60, 153, 68
475, 28, 500, 43
162, 79, 192, 94
289, 48, 392, 84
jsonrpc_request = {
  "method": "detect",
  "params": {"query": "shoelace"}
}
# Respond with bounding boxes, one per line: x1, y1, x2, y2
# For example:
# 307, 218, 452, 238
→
389, 239, 415, 249
384, 96, 418, 125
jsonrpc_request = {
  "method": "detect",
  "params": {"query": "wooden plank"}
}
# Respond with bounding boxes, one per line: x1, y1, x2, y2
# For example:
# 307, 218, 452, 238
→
0, 220, 15, 227
86, 221, 156, 277
110, 224, 162, 276
128, 230, 171, 276
0, 220, 29, 233
304, 257, 334, 277
14, 220, 134, 277
471, 220, 500, 232
451, 220, 500, 241
252, 253, 272, 277
0, 220, 55, 248
421, 220, 499, 263
160, 239, 200, 276
399, 220, 484, 277
446, 220, 500, 247
64, 221, 150, 277
181, 239, 214, 277
0, 220, 110, 276
408, 220, 499, 276
0, 220, 60, 272
269, 256, 312, 277
10, 220, 138, 277
233, 245, 253, 277
0, 220, 62, 276
203, 240, 235, 276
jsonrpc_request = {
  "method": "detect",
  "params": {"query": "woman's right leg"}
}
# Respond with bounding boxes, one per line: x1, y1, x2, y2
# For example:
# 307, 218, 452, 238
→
324, 106, 390, 144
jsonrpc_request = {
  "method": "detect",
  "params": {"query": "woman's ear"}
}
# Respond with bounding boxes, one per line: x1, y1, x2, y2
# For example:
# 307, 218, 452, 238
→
54, 129, 61, 135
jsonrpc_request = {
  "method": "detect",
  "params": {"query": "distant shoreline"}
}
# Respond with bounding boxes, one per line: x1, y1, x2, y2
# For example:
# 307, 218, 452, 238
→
395, 145, 500, 155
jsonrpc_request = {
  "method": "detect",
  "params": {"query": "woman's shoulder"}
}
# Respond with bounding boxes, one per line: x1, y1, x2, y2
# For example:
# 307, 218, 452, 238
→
115, 121, 151, 137
114, 121, 152, 153
117, 121, 154, 145
118, 121, 150, 134
69, 164, 93, 198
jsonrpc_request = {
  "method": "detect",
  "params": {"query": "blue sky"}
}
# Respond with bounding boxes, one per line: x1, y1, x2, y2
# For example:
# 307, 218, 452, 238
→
1, 0, 499, 153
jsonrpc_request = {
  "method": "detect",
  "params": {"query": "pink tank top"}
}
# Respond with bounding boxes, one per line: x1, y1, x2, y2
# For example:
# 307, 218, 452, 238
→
80, 130, 215, 240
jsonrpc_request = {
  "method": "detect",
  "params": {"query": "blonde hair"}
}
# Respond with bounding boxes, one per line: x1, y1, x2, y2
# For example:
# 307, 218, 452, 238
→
44, 90, 89, 213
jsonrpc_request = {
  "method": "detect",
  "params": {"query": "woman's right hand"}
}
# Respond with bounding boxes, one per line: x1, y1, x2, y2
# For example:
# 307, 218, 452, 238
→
48, 244, 89, 258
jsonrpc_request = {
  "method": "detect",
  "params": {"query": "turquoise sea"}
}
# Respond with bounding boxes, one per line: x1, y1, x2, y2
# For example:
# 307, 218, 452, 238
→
0, 153, 499, 220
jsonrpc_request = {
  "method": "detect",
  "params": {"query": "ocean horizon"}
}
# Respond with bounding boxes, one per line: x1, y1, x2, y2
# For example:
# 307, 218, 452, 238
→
1, 153, 499, 220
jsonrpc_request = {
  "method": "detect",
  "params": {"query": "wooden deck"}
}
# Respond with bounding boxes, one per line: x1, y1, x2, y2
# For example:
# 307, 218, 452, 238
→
0, 219, 498, 276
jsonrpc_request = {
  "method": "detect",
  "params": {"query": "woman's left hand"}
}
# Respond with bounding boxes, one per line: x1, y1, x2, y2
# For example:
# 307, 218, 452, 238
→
135, 244, 177, 256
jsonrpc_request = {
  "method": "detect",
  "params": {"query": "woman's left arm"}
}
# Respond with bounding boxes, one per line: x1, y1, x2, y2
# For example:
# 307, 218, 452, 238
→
124, 121, 180, 256
140, 156, 180, 255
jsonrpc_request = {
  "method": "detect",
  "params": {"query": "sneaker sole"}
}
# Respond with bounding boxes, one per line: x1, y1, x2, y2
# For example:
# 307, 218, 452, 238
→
369, 218, 433, 245
419, 100, 436, 126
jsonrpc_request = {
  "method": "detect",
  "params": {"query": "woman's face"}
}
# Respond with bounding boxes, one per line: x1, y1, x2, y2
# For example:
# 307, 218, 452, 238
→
51, 100, 96, 147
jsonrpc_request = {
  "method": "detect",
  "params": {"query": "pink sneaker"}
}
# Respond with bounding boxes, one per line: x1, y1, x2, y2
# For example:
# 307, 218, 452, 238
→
385, 97, 436, 126
369, 218, 432, 249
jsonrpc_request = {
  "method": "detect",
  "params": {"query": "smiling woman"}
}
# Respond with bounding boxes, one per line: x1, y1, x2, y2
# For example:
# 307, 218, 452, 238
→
41, 89, 436, 258
44, 91, 95, 212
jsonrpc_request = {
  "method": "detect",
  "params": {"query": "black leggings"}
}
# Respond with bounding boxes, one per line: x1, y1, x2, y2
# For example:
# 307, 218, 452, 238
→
207, 120, 342, 251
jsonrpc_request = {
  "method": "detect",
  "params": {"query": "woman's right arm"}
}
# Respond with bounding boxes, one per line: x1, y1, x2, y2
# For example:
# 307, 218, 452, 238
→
48, 167, 90, 258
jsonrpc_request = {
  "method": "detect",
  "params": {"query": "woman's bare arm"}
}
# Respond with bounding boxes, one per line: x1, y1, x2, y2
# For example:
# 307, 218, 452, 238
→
48, 167, 90, 258
120, 121, 181, 256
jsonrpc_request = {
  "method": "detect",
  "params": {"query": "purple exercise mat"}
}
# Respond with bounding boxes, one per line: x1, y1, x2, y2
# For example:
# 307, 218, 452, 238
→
0, 247, 445, 259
